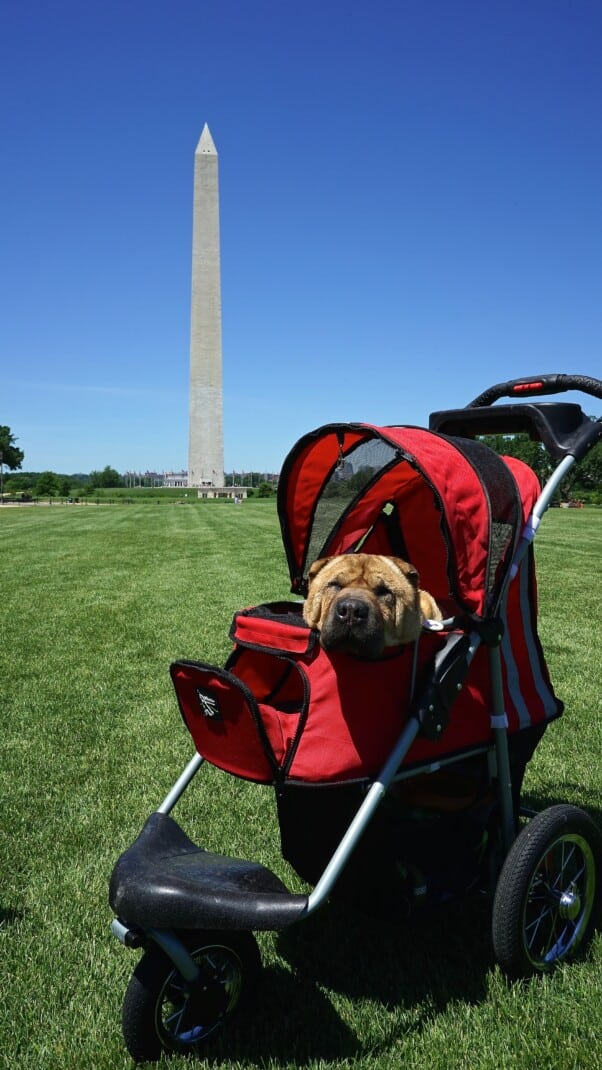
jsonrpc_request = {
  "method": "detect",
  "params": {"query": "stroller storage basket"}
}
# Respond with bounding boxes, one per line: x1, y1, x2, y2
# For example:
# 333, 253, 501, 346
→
171, 591, 561, 786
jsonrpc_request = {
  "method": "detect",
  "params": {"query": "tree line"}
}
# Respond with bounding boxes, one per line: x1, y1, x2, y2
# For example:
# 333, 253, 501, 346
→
2, 468, 124, 498
1, 424, 600, 502
479, 433, 602, 502
0, 425, 126, 498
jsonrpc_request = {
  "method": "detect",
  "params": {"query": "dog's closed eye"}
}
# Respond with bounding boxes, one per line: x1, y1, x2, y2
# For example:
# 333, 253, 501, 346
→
374, 584, 394, 601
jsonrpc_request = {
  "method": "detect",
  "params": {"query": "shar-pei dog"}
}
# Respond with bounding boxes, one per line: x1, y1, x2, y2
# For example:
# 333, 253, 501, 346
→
303, 553, 442, 659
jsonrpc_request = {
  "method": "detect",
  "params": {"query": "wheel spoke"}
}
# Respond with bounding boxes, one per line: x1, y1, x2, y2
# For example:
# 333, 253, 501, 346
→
555, 841, 577, 888
164, 1000, 189, 1036
542, 911, 563, 959
525, 903, 553, 946
568, 860, 586, 887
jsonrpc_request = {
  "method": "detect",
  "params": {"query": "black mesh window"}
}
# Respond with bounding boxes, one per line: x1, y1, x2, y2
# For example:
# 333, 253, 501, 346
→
306, 439, 400, 568
449, 436, 522, 608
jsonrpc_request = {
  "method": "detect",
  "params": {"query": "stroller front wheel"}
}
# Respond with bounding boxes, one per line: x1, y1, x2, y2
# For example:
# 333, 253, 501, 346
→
121, 929, 261, 1063
492, 804, 602, 979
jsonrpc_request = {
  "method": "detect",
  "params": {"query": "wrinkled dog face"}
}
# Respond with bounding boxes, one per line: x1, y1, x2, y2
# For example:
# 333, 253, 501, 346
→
303, 554, 442, 659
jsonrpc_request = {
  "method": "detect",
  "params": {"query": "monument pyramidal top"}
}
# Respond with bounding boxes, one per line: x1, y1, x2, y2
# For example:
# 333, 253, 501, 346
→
197, 123, 217, 155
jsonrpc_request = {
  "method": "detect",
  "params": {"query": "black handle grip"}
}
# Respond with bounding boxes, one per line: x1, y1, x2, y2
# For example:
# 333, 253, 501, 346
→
468, 374, 602, 408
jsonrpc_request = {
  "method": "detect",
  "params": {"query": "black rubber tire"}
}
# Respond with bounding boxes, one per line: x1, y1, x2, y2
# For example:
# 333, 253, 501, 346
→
492, 804, 602, 979
121, 929, 261, 1063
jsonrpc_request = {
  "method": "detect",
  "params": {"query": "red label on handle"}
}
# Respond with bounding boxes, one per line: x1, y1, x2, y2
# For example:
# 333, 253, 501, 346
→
512, 382, 544, 394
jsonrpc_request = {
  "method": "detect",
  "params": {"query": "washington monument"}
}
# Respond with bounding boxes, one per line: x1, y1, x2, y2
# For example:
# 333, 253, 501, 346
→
187, 124, 224, 489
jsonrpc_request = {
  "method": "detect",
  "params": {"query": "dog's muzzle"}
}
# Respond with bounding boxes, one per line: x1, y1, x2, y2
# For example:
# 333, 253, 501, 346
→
334, 596, 370, 626
321, 594, 385, 658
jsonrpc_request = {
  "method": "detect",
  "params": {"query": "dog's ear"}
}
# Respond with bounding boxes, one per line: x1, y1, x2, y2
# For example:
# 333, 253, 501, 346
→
404, 565, 419, 590
303, 558, 330, 631
419, 590, 443, 621
386, 556, 419, 589
306, 558, 330, 585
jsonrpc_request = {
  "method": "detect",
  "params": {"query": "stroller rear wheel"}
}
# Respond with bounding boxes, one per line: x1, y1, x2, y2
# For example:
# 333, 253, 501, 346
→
492, 804, 602, 979
121, 929, 261, 1063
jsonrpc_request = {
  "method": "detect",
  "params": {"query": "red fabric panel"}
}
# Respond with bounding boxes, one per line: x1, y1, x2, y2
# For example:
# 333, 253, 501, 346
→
281, 427, 366, 579
501, 455, 541, 521
326, 466, 455, 607
285, 644, 432, 781
372, 427, 492, 614
170, 662, 277, 783
232, 612, 314, 654
404, 646, 494, 764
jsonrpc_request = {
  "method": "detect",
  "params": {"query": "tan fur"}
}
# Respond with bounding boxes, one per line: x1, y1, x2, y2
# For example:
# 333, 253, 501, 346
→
303, 553, 442, 659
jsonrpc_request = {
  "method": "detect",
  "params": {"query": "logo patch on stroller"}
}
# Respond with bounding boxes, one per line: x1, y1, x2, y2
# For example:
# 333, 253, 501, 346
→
195, 687, 222, 722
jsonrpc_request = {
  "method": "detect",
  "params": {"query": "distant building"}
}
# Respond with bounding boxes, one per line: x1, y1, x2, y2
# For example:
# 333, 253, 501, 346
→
124, 471, 165, 488
197, 485, 249, 500
163, 471, 189, 488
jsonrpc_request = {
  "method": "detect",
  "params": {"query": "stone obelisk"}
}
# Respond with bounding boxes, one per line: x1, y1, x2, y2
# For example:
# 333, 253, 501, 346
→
187, 124, 224, 489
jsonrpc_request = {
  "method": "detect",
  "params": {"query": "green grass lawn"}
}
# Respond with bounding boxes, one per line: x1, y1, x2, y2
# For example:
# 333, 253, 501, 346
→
0, 502, 600, 1069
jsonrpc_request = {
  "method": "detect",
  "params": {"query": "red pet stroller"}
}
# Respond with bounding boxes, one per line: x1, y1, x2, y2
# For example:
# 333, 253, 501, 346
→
110, 374, 602, 1062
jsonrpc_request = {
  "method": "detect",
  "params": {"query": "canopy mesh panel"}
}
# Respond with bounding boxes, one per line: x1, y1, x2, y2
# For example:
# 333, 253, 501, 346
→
306, 438, 400, 567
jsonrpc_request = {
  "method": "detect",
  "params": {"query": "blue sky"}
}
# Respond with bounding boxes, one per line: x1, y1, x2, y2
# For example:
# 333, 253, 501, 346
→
2, 0, 601, 475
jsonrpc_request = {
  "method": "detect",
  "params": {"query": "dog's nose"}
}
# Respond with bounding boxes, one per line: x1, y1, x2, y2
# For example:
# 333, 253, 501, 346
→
335, 597, 369, 625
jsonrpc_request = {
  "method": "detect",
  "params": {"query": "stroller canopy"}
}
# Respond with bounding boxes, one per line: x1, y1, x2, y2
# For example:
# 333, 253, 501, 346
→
277, 423, 541, 618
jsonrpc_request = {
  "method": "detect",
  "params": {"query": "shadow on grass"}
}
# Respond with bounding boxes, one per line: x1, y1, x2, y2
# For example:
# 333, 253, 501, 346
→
211, 960, 362, 1063
278, 893, 493, 1008
521, 790, 602, 827
204, 893, 493, 1065
0, 906, 23, 926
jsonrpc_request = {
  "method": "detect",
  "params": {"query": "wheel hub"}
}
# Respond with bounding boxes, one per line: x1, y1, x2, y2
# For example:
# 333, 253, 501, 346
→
557, 884, 582, 922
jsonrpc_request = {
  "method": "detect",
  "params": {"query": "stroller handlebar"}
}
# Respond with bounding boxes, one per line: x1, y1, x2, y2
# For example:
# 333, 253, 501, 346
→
467, 374, 602, 408
430, 374, 602, 462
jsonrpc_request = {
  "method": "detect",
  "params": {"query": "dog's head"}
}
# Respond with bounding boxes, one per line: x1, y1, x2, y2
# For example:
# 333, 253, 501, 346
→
302, 553, 442, 659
